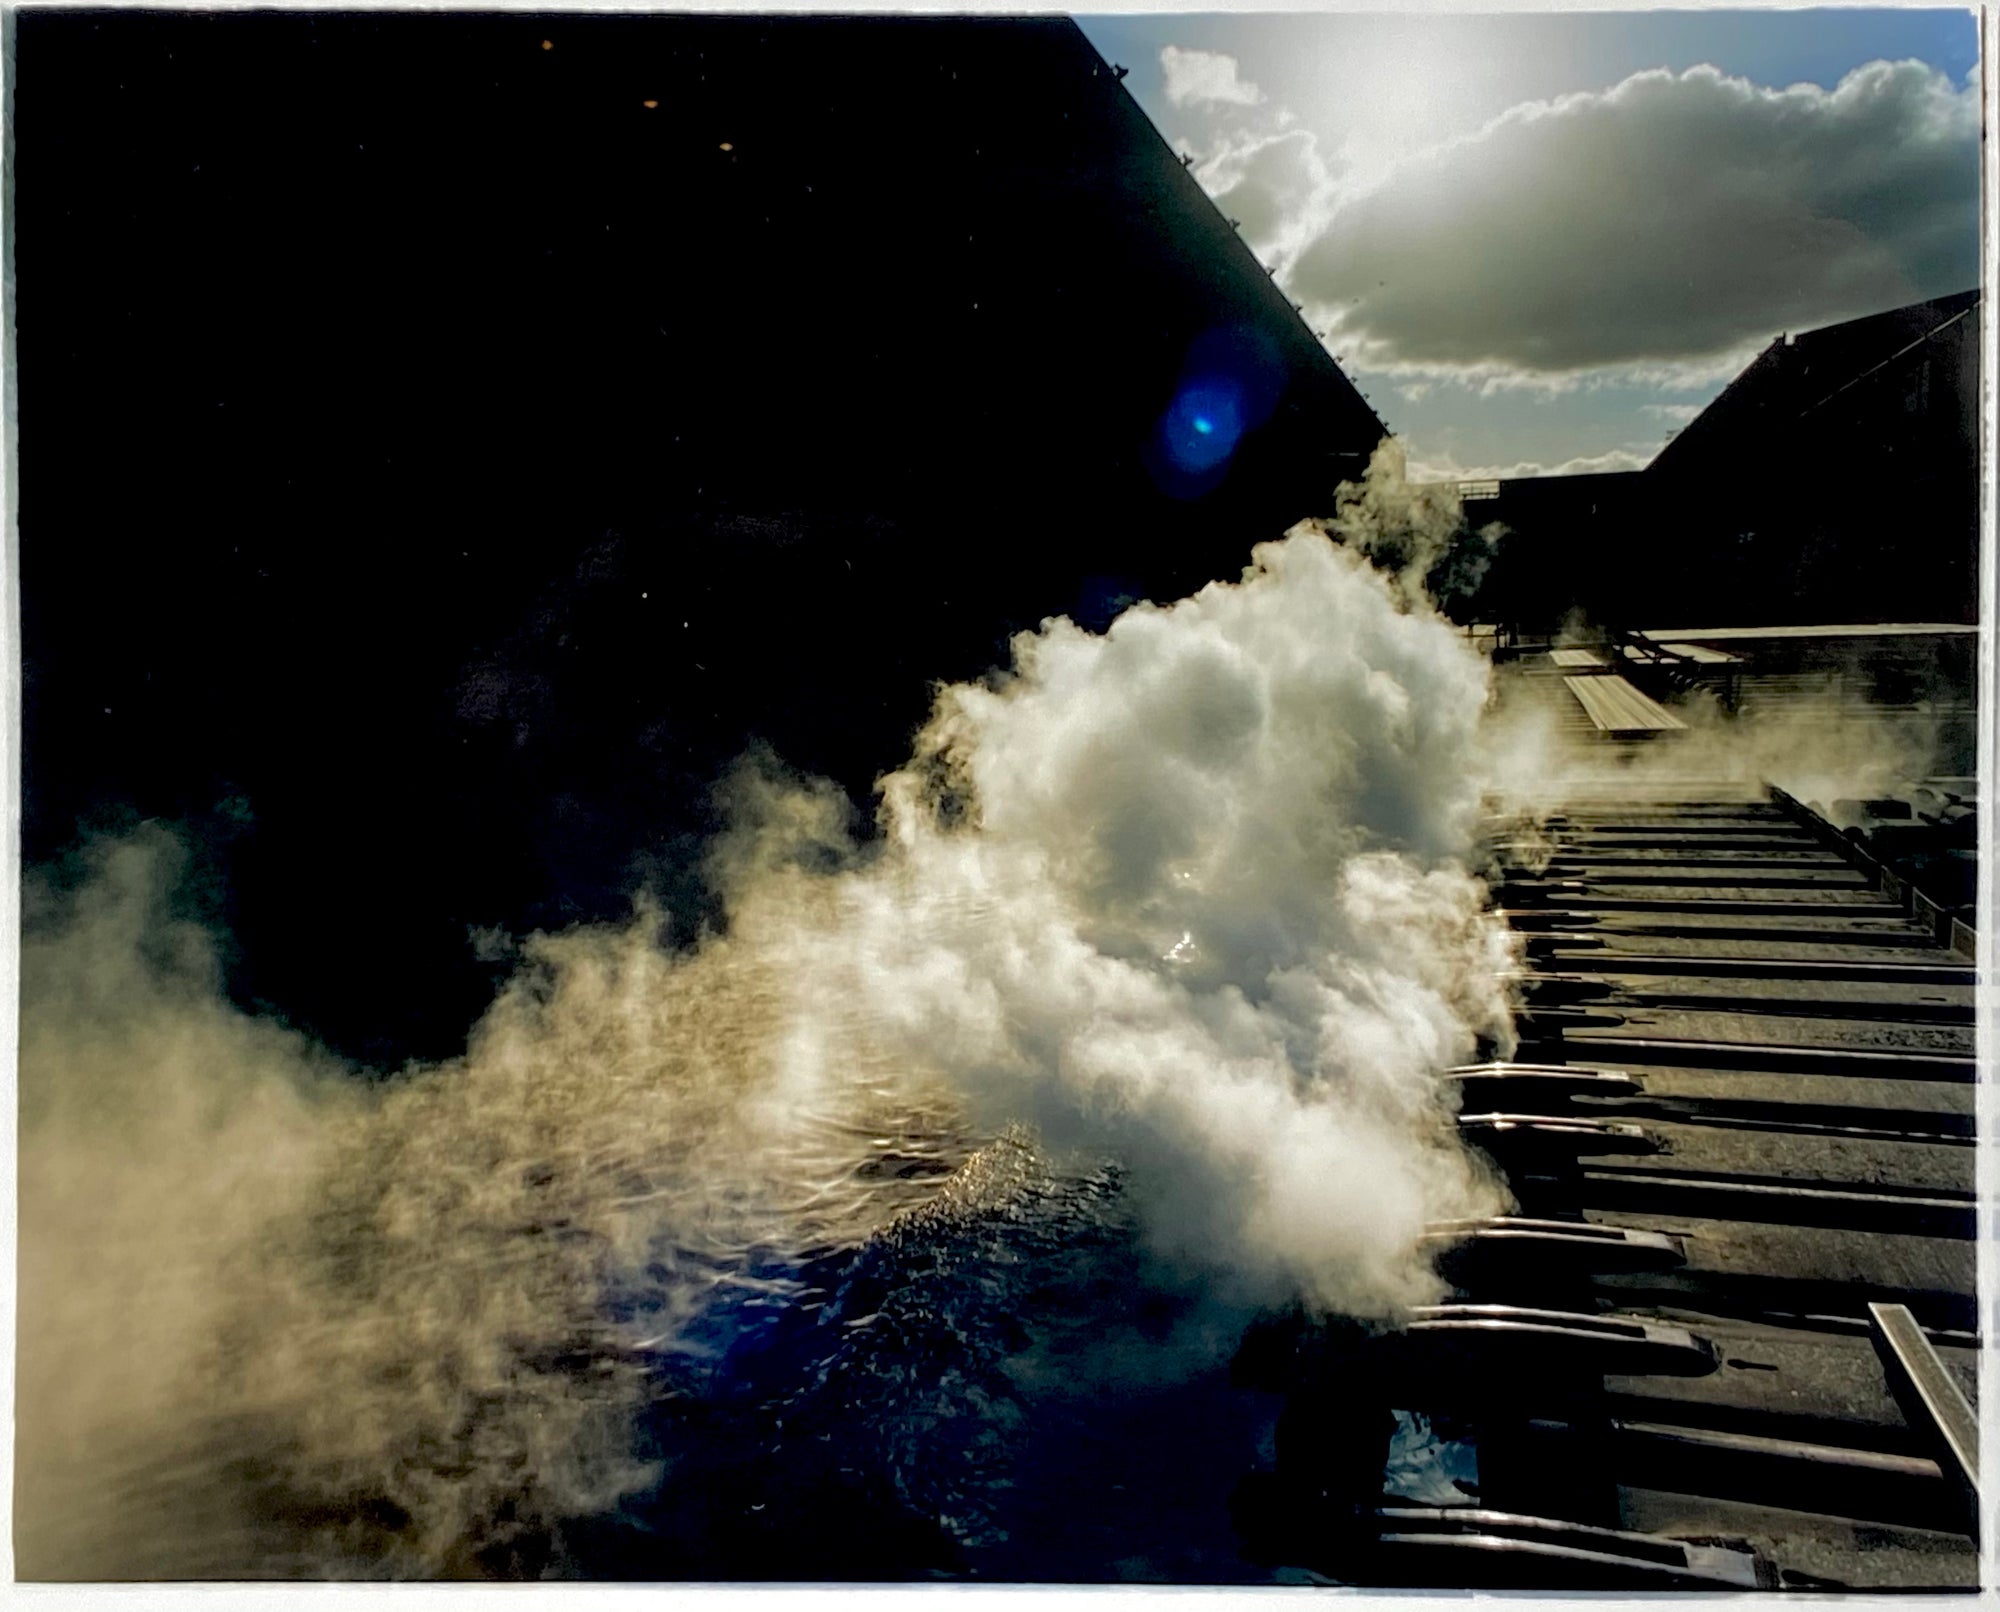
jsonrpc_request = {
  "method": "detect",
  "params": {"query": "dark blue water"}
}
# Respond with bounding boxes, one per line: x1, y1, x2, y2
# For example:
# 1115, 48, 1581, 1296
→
434, 1130, 1476, 1585
493, 1136, 1290, 1582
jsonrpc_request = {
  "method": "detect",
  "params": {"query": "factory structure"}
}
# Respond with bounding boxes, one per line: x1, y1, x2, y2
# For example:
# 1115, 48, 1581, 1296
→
1240, 254, 1983, 1590
1238, 771, 1982, 1590
1461, 289, 1982, 635
20, 12, 1387, 1065
1322, 209, 1982, 1593
20, 10, 1983, 1591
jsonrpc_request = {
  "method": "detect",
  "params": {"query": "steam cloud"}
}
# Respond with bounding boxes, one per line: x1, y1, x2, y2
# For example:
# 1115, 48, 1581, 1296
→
25, 442, 1954, 1577
20, 456, 1524, 1576
1474, 616, 1961, 820
1294, 439, 1503, 611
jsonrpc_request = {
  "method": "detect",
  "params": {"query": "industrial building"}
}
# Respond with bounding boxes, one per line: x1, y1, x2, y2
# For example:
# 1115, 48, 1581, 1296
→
16, 11, 1982, 1590
20, 12, 1384, 1063
1463, 290, 1981, 637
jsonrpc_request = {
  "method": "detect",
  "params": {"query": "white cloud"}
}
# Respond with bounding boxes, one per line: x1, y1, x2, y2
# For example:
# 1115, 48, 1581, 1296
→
1290, 59, 1979, 377
1160, 45, 1263, 109
1195, 127, 1337, 252
1405, 447, 1653, 484
1641, 402, 1704, 425
1344, 344, 1757, 401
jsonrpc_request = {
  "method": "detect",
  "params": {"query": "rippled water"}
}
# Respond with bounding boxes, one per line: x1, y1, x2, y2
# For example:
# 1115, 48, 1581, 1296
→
557, 1130, 1481, 1583
507, 1132, 1289, 1582
22, 502, 1516, 1582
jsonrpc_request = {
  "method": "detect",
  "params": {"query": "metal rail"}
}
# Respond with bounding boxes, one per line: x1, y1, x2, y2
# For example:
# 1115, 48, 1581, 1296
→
1868, 1301, 1980, 1526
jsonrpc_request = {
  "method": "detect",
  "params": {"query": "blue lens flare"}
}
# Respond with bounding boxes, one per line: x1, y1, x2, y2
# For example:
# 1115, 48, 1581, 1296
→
1145, 324, 1287, 499
1161, 383, 1245, 475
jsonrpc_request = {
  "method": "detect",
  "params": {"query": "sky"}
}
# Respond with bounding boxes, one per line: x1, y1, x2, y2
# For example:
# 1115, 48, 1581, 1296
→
1076, 10, 1983, 483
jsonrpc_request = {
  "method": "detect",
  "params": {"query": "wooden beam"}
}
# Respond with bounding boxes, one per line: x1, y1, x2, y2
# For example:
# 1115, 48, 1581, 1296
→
1655, 642, 1743, 665
1563, 675, 1688, 733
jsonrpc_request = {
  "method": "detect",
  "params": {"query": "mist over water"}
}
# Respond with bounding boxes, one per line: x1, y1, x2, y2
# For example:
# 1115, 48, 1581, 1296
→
20, 460, 1526, 1579
1475, 643, 1962, 821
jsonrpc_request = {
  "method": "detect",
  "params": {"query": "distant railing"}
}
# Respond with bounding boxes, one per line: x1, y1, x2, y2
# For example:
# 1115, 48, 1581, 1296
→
1605, 626, 1738, 713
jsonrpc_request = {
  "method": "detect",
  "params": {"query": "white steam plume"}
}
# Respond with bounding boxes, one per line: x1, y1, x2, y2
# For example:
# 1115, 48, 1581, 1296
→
847, 520, 1515, 1296
1476, 656, 1958, 819
1294, 439, 1499, 612
19, 477, 1519, 1576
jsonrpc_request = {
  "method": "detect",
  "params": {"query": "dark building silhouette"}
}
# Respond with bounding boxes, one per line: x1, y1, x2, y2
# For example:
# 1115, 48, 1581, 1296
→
20, 12, 1383, 1062
1460, 290, 1981, 636
1455, 470, 1646, 636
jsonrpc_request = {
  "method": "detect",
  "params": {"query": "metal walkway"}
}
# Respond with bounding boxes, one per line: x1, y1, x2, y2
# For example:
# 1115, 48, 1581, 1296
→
1237, 783, 1981, 1590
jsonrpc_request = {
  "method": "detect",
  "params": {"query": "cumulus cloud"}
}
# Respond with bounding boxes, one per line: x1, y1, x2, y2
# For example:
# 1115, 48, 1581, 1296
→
1160, 45, 1263, 109
1196, 126, 1338, 252
1291, 59, 1979, 375
1406, 447, 1653, 484
1641, 402, 1705, 425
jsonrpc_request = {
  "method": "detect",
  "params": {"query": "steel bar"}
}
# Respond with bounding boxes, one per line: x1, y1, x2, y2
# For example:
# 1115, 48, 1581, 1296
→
1867, 1301, 1980, 1524
1545, 1035, 1975, 1082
